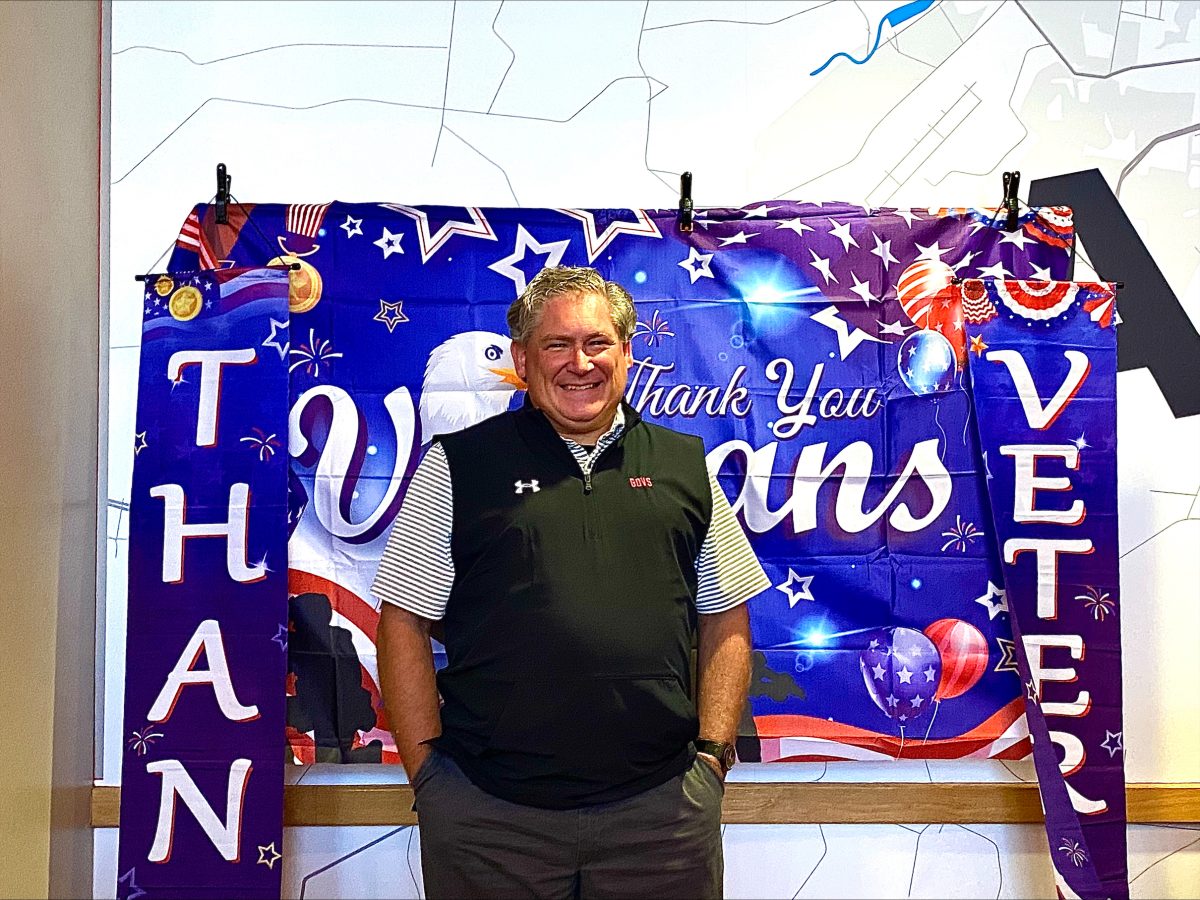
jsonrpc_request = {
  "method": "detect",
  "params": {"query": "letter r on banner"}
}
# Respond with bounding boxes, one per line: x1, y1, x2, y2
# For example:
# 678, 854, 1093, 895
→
150, 483, 266, 583
146, 759, 252, 863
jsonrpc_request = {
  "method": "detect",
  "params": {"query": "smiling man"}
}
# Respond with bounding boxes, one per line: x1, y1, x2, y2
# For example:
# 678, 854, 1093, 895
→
373, 266, 769, 899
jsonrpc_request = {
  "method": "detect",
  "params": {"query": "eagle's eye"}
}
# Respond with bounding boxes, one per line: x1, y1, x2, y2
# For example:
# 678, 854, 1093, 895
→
484, 344, 502, 361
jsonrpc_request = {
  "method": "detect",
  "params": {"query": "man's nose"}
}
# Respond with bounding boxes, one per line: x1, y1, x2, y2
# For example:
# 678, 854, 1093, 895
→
568, 348, 592, 372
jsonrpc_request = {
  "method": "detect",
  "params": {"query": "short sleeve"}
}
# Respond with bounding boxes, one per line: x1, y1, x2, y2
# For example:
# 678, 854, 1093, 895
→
371, 442, 455, 620
694, 471, 771, 613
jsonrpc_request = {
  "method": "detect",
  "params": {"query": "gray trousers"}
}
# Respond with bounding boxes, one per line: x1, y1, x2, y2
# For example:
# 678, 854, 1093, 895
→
412, 748, 724, 899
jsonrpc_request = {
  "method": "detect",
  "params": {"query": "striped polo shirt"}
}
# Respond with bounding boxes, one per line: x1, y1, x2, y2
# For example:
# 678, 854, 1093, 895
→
373, 406, 769, 618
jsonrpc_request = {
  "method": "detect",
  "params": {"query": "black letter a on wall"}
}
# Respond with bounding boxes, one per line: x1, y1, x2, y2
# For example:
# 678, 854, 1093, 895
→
1030, 169, 1200, 419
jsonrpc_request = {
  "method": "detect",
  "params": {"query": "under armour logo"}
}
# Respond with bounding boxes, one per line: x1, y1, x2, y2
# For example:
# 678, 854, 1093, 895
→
514, 480, 540, 494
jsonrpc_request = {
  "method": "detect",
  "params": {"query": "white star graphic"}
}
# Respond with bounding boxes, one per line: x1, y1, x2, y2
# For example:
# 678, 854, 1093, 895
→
263, 318, 289, 360
340, 215, 363, 239
914, 240, 951, 262
678, 246, 715, 284
1000, 228, 1035, 248
870, 232, 898, 268
554, 208, 660, 262
382, 204, 497, 263
849, 271, 875, 304
257, 842, 282, 870
1071, 432, 1090, 450
911, 693, 924, 709
877, 319, 913, 337
975, 581, 1009, 622
828, 219, 858, 252
488, 225, 571, 295
872, 662, 886, 681
868, 639, 879, 650
951, 250, 980, 272
374, 299, 409, 332
886, 694, 899, 708
775, 568, 815, 607
892, 208, 919, 227
373, 227, 405, 259
812, 306, 887, 359
719, 230, 758, 246
809, 249, 838, 285
1100, 730, 1124, 758
897, 666, 913, 685
1026, 679, 1040, 703
1029, 262, 1052, 281
923, 665, 936, 682
134, 431, 148, 455
977, 261, 1012, 280
742, 204, 779, 218
775, 218, 813, 236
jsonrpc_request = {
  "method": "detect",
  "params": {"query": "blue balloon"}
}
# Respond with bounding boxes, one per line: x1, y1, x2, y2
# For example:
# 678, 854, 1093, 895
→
897, 329, 958, 395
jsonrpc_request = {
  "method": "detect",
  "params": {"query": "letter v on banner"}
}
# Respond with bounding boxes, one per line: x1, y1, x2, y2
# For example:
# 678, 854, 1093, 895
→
119, 268, 292, 900
960, 278, 1129, 900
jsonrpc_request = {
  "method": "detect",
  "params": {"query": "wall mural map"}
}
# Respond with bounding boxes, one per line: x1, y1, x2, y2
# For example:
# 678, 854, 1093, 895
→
104, 1, 1199, 897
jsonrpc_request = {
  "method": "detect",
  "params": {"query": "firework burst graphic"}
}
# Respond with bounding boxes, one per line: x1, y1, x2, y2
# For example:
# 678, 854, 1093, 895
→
940, 515, 985, 552
1058, 838, 1088, 868
240, 428, 282, 462
289, 328, 344, 376
633, 310, 675, 347
1076, 586, 1115, 621
128, 726, 164, 756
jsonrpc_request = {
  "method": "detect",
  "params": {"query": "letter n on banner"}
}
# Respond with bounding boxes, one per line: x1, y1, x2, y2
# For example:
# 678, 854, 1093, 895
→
960, 278, 1128, 900
118, 269, 291, 899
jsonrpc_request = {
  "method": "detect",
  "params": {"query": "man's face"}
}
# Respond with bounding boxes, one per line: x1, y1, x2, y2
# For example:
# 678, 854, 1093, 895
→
512, 291, 632, 443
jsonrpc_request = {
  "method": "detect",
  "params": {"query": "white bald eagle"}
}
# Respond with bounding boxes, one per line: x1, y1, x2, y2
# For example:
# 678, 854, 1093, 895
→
418, 330, 525, 443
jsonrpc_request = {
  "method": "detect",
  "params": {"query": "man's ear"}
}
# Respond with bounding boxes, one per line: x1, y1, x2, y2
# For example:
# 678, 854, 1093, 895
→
511, 340, 527, 380
620, 340, 633, 365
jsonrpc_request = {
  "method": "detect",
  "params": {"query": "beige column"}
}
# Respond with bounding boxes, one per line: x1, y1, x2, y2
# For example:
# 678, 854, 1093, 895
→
0, 1, 101, 897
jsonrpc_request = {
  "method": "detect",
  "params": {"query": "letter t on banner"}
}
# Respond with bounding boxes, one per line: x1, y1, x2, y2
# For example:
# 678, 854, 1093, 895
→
963, 278, 1128, 900
118, 269, 291, 899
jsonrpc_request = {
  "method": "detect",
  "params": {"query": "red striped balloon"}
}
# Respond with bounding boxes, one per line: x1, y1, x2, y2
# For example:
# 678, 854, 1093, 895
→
923, 618, 988, 701
897, 259, 954, 328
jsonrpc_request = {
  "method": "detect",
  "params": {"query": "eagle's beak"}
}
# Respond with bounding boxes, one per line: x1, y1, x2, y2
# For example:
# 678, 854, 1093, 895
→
490, 367, 527, 390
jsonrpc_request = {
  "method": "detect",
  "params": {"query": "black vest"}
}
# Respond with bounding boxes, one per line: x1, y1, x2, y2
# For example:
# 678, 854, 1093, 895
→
432, 400, 712, 808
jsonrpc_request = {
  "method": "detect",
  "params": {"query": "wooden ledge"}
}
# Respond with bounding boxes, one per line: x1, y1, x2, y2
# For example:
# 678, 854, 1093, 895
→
91, 782, 1200, 828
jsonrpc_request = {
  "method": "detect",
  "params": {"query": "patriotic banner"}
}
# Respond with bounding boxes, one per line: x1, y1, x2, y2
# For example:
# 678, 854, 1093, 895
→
152, 200, 1125, 895
118, 268, 291, 899
964, 279, 1127, 899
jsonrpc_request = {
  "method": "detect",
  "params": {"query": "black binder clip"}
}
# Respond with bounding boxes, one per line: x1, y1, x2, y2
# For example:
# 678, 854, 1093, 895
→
215, 163, 231, 225
1002, 170, 1021, 232
679, 171, 694, 233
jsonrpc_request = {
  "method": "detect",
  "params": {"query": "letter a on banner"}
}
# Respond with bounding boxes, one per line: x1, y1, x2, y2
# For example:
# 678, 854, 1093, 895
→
118, 267, 291, 900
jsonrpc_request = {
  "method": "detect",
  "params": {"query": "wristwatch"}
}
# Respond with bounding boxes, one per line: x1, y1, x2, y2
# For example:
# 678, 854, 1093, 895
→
694, 739, 737, 775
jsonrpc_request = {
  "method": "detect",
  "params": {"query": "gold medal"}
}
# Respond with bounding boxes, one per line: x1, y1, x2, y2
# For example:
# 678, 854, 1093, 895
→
268, 254, 323, 314
154, 274, 174, 297
168, 285, 203, 321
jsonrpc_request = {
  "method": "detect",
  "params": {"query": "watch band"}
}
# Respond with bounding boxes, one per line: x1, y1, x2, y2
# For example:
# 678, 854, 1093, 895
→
694, 739, 737, 774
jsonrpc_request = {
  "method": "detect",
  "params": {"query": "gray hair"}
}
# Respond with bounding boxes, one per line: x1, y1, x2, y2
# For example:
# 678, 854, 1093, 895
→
507, 265, 637, 343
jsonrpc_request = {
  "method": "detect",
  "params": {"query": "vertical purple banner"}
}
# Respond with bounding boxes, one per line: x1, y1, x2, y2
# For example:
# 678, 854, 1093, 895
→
964, 278, 1127, 899
118, 268, 291, 899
